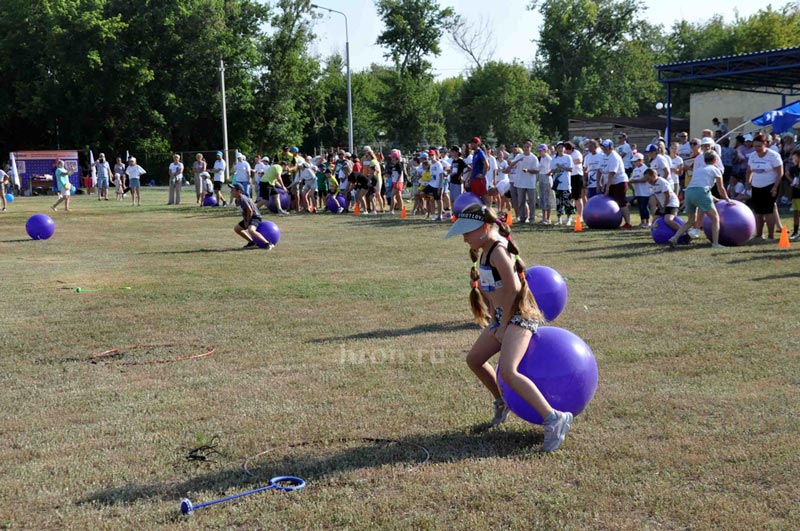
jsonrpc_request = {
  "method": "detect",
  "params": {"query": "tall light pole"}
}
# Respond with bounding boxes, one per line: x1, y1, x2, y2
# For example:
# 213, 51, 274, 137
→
311, 4, 353, 154
219, 58, 230, 181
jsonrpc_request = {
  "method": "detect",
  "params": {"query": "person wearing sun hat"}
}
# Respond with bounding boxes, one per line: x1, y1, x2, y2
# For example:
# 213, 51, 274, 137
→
446, 202, 574, 452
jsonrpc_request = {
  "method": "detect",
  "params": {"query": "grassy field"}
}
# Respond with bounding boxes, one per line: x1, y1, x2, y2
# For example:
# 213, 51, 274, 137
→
1, 188, 798, 530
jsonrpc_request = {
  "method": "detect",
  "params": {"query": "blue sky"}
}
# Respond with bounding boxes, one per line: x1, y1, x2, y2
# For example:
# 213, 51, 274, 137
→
309, 0, 785, 78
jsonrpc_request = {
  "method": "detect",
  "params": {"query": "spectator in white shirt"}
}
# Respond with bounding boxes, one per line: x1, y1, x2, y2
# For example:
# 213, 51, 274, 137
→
212, 151, 227, 206
537, 144, 555, 224
582, 139, 603, 199
167, 153, 184, 205
746, 133, 784, 239
617, 133, 633, 176
505, 140, 539, 224
600, 139, 632, 229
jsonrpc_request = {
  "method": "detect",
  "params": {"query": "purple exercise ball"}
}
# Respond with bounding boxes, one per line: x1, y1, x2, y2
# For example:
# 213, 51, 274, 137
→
268, 190, 291, 213
497, 326, 599, 425
202, 195, 218, 207
525, 265, 568, 322
26, 214, 56, 240
583, 195, 623, 229
452, 192, 482, 216
702, 199, 756, 246
255, 220, 281, 248
326, 194, 347, 213
651, 216, 690, 245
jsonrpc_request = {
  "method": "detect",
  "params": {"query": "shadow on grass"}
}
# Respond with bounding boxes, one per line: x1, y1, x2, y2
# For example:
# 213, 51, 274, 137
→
77, 428, 539, 508
726, 249, 800, 264
752, 272, 800, 281
0, 239, 35, 243
552, 240, 661, 254
308, 321, 479, 343
138, 247, 246, 255
348, 216, 448, 228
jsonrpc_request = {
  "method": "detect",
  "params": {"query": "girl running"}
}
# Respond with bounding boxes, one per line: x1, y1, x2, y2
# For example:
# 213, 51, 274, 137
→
446, 203, 573, 452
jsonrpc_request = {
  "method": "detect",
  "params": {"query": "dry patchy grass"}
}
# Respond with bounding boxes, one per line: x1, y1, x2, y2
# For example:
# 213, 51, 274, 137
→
0, 189, 798, 530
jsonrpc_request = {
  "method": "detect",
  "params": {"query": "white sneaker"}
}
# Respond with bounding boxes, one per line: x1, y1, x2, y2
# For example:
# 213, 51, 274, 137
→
387, 210, 393, 215
491, 398, 509, 426
542, 410, 573, 452
337, 207, 344, 214
688, 228, 702, 239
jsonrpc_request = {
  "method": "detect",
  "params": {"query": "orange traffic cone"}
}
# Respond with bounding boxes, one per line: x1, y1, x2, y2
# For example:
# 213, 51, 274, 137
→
506, 212, 513, 227
574, 216, 583, 232
400, 205, 407, 218
354, 203, 360, 216
309, 203, 315, 213
778, 226, 791, 248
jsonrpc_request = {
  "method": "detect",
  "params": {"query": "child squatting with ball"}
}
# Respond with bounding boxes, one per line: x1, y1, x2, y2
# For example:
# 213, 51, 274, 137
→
229, 183, 273, 250
446, 203, 573, 453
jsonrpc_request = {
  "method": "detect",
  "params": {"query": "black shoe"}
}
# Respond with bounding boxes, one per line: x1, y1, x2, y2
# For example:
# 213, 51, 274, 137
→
242, 241, 257, 249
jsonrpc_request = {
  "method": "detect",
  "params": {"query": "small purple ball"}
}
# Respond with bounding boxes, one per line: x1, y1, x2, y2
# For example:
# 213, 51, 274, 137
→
525, 265, 568, 322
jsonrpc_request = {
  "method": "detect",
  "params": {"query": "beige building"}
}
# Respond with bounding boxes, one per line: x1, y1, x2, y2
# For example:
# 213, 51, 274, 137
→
690, 89, 800, 138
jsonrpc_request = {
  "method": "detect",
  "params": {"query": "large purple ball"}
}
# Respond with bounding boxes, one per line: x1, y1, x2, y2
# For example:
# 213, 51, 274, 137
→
702, 199, 756, 246
267, 190, 291, 213
583, 195, 622, 229
326, 194, 347, 213
498, 326, 599, 425
452, 192, 482, 216
525, 265, 568, 322
255, 220, 281, 248
26, 214, 56, 240
651, 216, 690, 245
202, 195, 218, 207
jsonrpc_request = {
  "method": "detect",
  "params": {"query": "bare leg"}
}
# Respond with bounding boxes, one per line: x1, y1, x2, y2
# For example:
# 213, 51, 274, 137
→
497, 325, 554, 419
755, 214, 765, 238
465, 327, 503, 399
706, 208, 721, 245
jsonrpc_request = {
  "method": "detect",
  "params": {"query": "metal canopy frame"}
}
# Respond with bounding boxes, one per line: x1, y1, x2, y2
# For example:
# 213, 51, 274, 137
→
654, 47, 800, 139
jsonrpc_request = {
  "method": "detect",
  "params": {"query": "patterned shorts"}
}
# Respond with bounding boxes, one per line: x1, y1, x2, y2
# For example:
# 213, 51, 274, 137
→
492, 306, 539, 333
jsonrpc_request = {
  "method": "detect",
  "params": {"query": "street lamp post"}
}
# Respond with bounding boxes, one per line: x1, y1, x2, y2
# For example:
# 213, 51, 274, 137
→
311, 4, 353, 154
219, 58, 230, 181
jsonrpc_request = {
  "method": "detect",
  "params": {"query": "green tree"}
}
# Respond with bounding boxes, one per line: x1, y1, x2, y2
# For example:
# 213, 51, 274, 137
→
375, 0, 455, 78
374, 0, 452, 148
254, 0, 319, 155
456, 61, 550, 145
530, 0, 666, 135
304, 57, 387, 152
